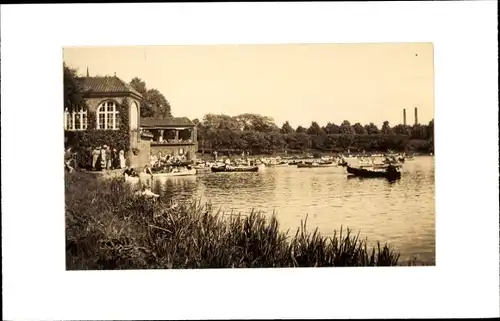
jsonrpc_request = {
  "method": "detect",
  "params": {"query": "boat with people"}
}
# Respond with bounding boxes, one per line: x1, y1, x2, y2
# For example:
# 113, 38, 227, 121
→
297, 161, 336, 168
338, 159, 348, 167
359, 163, 403, 170
192, 163, 212, 173
167, 161, 194, 167
265, 158, 290, 167
346, 165, 401, 181
124, 166, 197, 183
211, 164, 260, 172
267, 162, 289, 167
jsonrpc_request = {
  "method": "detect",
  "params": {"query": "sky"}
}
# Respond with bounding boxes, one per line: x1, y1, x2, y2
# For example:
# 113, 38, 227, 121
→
63, 43, 434, 129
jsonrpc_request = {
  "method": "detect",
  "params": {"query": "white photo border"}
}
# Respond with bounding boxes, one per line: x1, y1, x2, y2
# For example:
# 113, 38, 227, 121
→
1, 1, 499, 319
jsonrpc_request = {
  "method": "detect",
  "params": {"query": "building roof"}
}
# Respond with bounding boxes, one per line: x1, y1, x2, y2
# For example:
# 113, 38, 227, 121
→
77, 76, 142, 98
141, 117, 195, 128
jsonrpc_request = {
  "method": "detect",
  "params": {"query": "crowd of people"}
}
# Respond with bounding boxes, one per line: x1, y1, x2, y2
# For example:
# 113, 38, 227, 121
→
149, 152, 188, 168
64, 145, 127, 172
90, 145, 126, 171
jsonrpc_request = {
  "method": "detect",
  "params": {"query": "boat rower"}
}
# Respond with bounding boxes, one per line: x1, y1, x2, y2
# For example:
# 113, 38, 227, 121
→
143, 164, 154, 176
386, 164, 399, 174
123, 166, 138, 177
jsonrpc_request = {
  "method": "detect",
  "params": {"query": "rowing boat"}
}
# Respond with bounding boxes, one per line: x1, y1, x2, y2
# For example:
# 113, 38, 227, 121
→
346, 165, 401, 181
211, 165, 259, 172
125, 168, 197, 183
297, 162, 337, 168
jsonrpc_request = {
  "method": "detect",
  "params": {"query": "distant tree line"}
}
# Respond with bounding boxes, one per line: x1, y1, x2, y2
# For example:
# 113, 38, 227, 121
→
63, 64, 433, 155
193, 114, 434, 155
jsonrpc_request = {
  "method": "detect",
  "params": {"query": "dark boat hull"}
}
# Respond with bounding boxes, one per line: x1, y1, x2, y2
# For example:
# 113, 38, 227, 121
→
211, 166, 259, 173
346, 165, 401, 181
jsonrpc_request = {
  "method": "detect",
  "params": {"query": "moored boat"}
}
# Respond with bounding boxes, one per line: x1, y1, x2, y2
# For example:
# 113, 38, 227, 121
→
267, 162, 289, 167
159, 168, 197, 177
359, 163, 403, 170
297, 161, 336, 168
125, 168, 197, 183
346, 165, 401, 181
211, 165, 259, 173
193, 166, 211, 173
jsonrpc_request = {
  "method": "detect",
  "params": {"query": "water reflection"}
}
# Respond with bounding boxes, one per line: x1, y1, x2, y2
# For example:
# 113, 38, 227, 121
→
152, 176, 198, 202
144, 156, 435, 263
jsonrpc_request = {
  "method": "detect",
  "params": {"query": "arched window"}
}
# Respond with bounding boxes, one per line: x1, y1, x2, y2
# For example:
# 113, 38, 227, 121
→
64, 107, 87, 131
96, 101, 120, 130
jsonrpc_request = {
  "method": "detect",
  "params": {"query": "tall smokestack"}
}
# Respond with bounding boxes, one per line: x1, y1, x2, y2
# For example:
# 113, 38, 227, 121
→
403, 109, 407, 126
414, 107, 418, 125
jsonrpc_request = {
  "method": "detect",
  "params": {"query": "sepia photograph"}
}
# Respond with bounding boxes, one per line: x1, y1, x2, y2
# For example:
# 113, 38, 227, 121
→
64, 43, 435, 269
3, 2, 498, 320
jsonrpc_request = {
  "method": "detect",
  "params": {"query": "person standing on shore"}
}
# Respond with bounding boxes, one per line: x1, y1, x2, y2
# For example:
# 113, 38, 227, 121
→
92, 146, 100, 170
64, 147, 75, 173
119, 150, 126, 169
112, 148, 119, 169
106, 146, 112, 170
100, 145, 107, 170
213, 150, 218, 162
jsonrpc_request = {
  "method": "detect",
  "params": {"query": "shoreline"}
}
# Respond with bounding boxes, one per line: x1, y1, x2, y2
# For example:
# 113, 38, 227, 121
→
65, 172, 431, 268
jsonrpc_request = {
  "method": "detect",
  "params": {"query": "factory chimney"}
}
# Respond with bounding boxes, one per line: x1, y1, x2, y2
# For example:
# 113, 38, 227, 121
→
403, 109, 407, 126
414, 106, 419, 125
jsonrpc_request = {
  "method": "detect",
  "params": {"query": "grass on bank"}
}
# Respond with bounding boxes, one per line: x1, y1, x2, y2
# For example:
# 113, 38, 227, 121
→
66, 172, 421, 269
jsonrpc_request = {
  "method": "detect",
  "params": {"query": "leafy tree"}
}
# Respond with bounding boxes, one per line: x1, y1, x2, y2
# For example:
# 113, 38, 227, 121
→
427, 119, 434, 139
392, 124, 406, 135
381, 121, 393, 135
295, 126, 307, 133
410, 124, 426, 139
129, 77, 147, 96
234, 113, 278, 132
352, 122, 367, 135
129, 77, 172, 118
144, 89, 172, 118
306, 121, 324, 135
202, 114, 241, 131
364, 122, 380, 135
63, 63, 86, 112
267, 132, 286, 151
428, 119, 434, 152
291, 133, 310, 150
281, 121, 295, 134
324, 122, 341, 135
340, 120, 355, 136
311, 135, 326, 150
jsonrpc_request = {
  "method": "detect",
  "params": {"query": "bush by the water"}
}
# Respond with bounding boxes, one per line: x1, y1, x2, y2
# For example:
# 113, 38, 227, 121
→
66, 172, 410, 269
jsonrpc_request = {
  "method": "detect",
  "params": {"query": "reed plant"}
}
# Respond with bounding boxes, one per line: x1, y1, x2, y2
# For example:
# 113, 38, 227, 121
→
66, 172, 416, 269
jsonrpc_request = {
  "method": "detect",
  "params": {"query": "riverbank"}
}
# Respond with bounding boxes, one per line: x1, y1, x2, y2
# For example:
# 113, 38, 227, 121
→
66, 172, 425, 269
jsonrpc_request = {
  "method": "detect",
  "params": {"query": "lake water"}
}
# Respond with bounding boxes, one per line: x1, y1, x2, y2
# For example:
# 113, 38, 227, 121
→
150, 156, 435, 264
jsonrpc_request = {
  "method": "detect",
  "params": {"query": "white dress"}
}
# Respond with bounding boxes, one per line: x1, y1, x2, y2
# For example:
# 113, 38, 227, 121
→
119, 152, 126, 169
